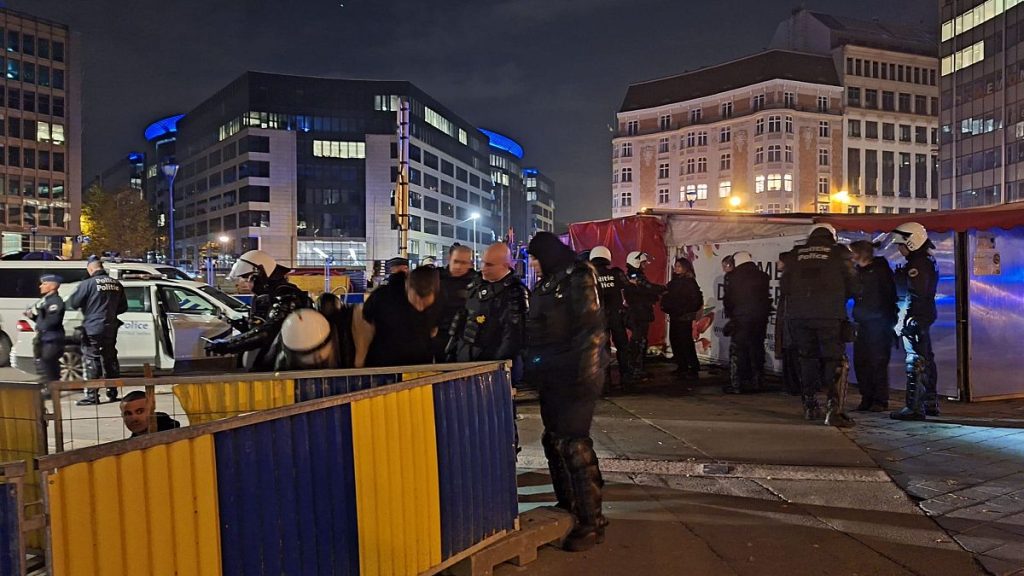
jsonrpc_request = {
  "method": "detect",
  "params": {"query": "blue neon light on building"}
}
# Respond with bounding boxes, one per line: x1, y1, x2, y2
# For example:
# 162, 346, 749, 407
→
144, 114, 185, 141
479, 128, 524, 159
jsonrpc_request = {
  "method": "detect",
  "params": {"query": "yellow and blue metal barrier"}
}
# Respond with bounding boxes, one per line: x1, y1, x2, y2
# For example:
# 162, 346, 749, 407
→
1, 461, 26, 576
39, 362, 518, 576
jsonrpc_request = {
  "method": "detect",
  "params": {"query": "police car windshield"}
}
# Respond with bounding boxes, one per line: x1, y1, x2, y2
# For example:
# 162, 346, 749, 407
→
197, 285, 249, 312
155, 267, 194, 281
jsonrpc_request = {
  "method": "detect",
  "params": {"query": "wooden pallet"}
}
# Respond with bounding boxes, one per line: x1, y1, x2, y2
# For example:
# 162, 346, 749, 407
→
447, 507, 575, 576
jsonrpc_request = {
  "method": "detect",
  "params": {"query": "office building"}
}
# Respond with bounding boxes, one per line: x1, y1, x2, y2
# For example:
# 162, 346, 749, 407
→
939, 0, 1024, 207
524, 168, 555, 234
772, 10, 940, 214
480, 129, 527, 243
90, 151, 145, 194
170, 72, 495, 270
0, 8, 79, 254
613, 50, 845, 216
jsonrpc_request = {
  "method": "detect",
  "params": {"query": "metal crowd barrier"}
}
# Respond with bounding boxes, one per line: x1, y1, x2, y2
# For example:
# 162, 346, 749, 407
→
37, 361, 518, 576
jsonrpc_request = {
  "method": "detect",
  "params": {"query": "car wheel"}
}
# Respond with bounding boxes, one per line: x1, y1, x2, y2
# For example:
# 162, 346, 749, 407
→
0, 332, 11, 368
60, 347, 84, 381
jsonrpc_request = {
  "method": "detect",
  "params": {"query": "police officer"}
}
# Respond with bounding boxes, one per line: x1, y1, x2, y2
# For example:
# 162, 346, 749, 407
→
849, 241, 898, 412
889, 222, 939, 421
723, 252, 771, 394
205, 250, 312, 371
525, 232, 607, 552
785, 225, 857, 427
624, 251, 665, 378
448, 243, 528, 367
275, 309, 339, 370
776, 250, 802, 396
68, 257, 128, 405
25, 274, 65, 392
435, 244, 478, 362
589, 246, 632, 382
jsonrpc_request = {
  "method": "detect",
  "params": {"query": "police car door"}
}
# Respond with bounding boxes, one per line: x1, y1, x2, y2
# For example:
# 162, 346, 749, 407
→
156, 284, 231, 365
117, 285, 160, 368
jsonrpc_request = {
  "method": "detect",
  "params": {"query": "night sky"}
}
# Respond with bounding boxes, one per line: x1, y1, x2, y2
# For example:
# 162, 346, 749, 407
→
10, 0, 936, 226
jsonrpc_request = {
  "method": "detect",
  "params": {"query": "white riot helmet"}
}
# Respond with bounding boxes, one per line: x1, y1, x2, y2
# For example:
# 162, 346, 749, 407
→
420, 256, 437, 267
891, 222, 930, 251
626, 251, 650, 268
733, 251, 753, 266
810, 223, 838, 242
590, 245, 612, 263
228, 250, 277, 281
281, 309, 331, 353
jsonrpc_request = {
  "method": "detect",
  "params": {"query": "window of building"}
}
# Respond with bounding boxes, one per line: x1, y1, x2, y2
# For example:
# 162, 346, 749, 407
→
719, 180, 731, 198
696, 184, 708, 200
865, 89, 878, 109
818, 204, 831, 214
898, 93, 911, 113
720, 126, 731, 143
686, 158, 696, 174
657, 187, 669, 204
720, 153, 731, 170
697, 157, 707, 173
53, 41, 64, 62
755, 146, 764, 164
685, 132, 696, 147
767, 145, 782, 162
865, 121, 878, 139
818, 148, 829, 166
915, 126, 928, 144
620, 190, 632, 207
755, 175, 766, 193
658, 137, 669, 154
819, 121, 830, 138
768, 115, 781, 133
848, 119, 862, 137
784, 174, 793, 192
659, 114, 672, 130
690, 109, 702, 123
721, 102, 733, 118
626, 120, 638, 135
881, 91, 894, 111
882, 123, 895, 141
621, 142, 633, 157
658, 162, 669, 179
752, 94, 765, 111
785, 145, 793, 163
784, 92, 796, 108
817, 95, 829, 112
899, 124, 911, 142
52, 70, 63, 90
785, 116, 793, 134
756, 118, 765, 135
847, 86, 861, 107
680, 185, 695, 203
6, 59, 18, 81
697, 131, 708, 146
312, 140, 366, 159
621, 167, 632, 182
767, 173, 782, 191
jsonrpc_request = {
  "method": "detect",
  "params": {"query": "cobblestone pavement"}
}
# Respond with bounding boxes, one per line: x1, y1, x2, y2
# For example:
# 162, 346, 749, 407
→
846, 411, 1024, 575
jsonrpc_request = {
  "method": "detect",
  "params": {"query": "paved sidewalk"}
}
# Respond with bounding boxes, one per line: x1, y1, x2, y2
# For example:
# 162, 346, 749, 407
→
509, 367, 988, 575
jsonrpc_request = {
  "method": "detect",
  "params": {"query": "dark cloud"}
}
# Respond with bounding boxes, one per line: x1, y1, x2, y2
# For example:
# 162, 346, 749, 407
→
8, 0, 937, 224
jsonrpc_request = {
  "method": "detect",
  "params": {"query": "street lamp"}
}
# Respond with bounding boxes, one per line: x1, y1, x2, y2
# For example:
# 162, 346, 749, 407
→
29, 225, 38, 252
162, 163, 180, 266
470, 212, 480, 268
729, 196, 742, 209
683, 187, 698, 209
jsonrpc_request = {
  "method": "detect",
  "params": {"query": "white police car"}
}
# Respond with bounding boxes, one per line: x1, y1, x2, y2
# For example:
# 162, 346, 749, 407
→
11, 275, 249, 379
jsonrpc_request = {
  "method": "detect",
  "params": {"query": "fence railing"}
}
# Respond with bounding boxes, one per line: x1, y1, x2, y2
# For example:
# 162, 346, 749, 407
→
37, 362, 518, 576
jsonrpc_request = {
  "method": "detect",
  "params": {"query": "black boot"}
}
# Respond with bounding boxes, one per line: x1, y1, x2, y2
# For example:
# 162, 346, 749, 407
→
892, 357, 926, 421
562, 437, 607, 552
76, 390, 100, 406
542, 432, 575, 514
106, 387, 119, 402
802, 395, 822, 421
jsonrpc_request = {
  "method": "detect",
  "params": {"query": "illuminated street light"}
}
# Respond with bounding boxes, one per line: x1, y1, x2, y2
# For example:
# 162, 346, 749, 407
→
729, 196, 742, 208
470, 212, 480, 268
832, 190, 851, 204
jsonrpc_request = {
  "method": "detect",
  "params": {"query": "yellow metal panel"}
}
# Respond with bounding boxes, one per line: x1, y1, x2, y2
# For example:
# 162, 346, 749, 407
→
0, 387, 44, 549
352, 385, 441, 576
46, 435, 222, 576
173, 379, 296, 425
400, 371, 440, 382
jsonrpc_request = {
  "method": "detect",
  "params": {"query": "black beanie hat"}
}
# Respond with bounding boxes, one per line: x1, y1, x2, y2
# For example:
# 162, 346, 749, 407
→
528, 232, 575, 275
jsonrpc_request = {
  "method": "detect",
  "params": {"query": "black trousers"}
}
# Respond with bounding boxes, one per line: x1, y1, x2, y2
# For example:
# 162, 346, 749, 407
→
782, 346, 802, 394
729, 319, 767, 388
606, 310, 630, 375
538, 368, 600, 438
669, 316, 699, 373
903, 320, 937, 411
791, 319, 844, 407
854, 319, 894, 407
35, 340, 64, 383
82, 331, 120, 381
626, 317, 651, 373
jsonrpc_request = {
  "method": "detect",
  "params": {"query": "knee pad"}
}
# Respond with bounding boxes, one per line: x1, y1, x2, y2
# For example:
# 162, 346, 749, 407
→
562, 437, 599, 472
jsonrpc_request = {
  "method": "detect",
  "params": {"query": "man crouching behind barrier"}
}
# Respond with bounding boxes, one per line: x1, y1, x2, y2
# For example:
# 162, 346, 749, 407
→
525, 232, 609, 552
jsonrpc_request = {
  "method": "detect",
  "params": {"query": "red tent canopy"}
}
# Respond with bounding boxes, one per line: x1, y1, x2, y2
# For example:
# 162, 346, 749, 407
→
817, 202, 1024, 233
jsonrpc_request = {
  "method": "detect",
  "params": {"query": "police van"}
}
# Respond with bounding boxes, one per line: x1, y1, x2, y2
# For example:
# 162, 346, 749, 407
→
9, 273, 248, 379
0, 261, 195, 366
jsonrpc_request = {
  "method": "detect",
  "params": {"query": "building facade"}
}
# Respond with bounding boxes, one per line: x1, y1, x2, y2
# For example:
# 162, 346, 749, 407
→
90, 151, 145, 194
524, 168, 556, 234
613, 50, 845, 216
479, 129, 527, 243
772, 10, 940, 214
0, 8, 79, 254
170, 72, 494, 270
938, 0, 1024, 208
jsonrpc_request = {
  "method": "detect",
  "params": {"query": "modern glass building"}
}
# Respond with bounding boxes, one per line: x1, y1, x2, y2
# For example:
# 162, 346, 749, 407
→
480, 128, 528, 243
524, 168, 556, 234
169, 72, 495, 269
0, 7, 79, 255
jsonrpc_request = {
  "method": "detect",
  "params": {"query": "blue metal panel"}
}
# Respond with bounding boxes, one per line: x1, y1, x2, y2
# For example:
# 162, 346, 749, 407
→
0, 483, 19, 576
433, 371, 518, 559
215, 405, 359, 576
294, 375, 378, 402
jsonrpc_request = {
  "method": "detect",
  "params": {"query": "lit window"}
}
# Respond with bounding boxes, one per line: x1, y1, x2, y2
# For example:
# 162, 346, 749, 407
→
755, 175, 766, 193
784, 174, 793, 192
768, 174, 782, 191
696, 184, 708, 200
941, 41, 985, 76
719, 181, 732, 198
312, 140, 366, 159
680, 185, 696, 202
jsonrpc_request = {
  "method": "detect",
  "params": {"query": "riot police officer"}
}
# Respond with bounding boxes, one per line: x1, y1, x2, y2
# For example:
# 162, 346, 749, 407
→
525, 232, 607, 552
26, 274, 65, 392
889, 222, 939, 421
205, 250, 312, 371
624, 251, 665, 377
68, 258, 128, 405
589, 246, 632, 382
448, 243, 528, 366
785, 225, 857, 427
275, 309, 339, 370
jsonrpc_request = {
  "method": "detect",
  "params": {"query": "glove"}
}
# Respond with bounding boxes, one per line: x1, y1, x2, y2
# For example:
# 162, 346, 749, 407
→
204, 339, 229, 355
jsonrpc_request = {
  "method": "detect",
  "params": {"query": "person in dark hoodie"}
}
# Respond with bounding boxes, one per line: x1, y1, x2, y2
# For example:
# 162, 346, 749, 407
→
205, 250, 312, 371
850, 241, 898, 412
525, 232, 608, 552
434, 244, 478, 362
661, 257, 704, 380
723, 251, 771, 393
362, 266, 440, 367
